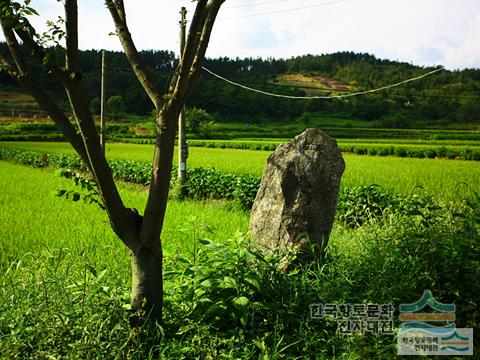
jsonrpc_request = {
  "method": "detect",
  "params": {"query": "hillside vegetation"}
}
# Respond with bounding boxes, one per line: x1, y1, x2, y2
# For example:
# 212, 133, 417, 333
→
1, 44, 479, 129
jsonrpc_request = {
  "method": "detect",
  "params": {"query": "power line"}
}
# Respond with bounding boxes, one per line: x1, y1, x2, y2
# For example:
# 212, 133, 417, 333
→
226, 0, 294, 9
219, 0, 351, 20
202, 66, 444, 100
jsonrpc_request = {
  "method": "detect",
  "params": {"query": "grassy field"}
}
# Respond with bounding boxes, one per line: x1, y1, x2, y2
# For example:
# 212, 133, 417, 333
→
1, 158, 479, 358
0, 161, 248, 266
0, 89, 39, 109
2, 141, 479, 199
2, 114, 480, 143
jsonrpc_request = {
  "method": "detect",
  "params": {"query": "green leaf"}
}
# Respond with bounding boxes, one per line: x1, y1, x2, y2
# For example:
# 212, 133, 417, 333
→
53, 189, 66, 197
205, 302, 227, 317
96, 269, 107, 281
25, 6, 39, 16
222, 276, 238, 289
240, 315, 248, 327
43, 52, 55, 66
71, 192, 81, 201
200, 278, 220, 289
176, 257, 191, 264
197, 297, 212, 304
244, 273, 261, 292
232, 296, 249, 309
163, 271, 182, 278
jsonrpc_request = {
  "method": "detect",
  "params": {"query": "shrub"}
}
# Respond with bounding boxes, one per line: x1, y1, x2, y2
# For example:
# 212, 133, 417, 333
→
353, 147, 367, 155
186, 108, 215, 138
165, 235, 288, 331
461, 149, 480, 161
437, 146, 448, 157
330, 200, 480, 330
336, 185, 439, 228
233, 175, 261, 210
425, 149, 436, 159
377, 148, 389, 156
394, 147, 407, 157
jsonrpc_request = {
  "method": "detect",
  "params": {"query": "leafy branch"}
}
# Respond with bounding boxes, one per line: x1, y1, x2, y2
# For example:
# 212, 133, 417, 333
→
55, 169, 105, 210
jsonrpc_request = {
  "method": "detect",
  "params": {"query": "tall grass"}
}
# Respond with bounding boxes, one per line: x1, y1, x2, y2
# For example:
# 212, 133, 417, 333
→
1, 161, 478, 358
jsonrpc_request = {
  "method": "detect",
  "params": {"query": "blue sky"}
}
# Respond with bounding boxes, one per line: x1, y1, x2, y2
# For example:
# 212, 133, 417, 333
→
13, 0, 480, 70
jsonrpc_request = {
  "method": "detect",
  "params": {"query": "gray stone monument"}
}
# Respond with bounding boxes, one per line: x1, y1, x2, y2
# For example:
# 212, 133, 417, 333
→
249, 128, 345, 260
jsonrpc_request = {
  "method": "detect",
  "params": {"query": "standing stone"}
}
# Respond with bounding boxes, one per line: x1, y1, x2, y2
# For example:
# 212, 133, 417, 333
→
249, 128, 345, 259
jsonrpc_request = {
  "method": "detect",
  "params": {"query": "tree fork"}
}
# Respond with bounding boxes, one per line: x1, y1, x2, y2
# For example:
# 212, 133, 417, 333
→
1, 0, 227, 327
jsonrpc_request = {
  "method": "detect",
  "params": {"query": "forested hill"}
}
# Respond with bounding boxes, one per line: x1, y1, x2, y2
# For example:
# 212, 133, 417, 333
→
1, 43, 479, 127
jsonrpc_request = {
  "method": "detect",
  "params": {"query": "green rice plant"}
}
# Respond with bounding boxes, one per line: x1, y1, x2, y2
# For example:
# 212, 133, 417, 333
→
336, 185, 440, 228
1, 160, 479, 358
2, 142, 480, 201
342, 155, 480, 200
0, 161, 249, 266
394, 147, 407, 157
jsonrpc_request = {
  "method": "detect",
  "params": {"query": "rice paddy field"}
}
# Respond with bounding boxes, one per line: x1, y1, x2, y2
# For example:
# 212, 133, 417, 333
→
1, 141, 479, 199
0, 161, 248, 264
1, 140, 479, 358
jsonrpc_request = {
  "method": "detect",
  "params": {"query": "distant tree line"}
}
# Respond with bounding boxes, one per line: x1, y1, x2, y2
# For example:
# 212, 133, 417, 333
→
1, 43, 479, 126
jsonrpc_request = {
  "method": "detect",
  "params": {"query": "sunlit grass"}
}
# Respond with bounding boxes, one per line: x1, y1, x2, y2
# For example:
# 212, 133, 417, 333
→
0, 161, 248, 269
2, 141, 479, 199
342, 155, 480, 199
1, 155, 478, 358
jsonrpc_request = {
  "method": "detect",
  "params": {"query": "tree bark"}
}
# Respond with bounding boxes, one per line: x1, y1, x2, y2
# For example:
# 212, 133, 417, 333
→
141, 103, 180, 243
129, 240, 163, 323
127, 105, 179, 323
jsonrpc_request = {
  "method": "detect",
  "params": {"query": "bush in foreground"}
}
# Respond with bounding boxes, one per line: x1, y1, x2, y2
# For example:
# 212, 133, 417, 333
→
1, 193, 478, 358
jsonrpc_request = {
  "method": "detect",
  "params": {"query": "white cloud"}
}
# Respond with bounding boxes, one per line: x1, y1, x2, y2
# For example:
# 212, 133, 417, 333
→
0, 0, 479, 69
440, 13, 480, 69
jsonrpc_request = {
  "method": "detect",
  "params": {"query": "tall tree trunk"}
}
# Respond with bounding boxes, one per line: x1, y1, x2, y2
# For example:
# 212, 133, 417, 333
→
128, 107, 178, 324
129, 240, 163, 324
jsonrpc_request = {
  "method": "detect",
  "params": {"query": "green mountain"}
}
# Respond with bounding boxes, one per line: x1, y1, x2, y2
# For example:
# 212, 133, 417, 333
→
1, 44, 479, 128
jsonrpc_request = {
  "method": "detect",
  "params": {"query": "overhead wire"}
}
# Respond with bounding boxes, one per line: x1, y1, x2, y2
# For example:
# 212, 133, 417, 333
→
99, 67, 477, 100
201, 66, 445, 100
226, 0, 296, 9
218, 0, 351, 20
213, 79, 480, 100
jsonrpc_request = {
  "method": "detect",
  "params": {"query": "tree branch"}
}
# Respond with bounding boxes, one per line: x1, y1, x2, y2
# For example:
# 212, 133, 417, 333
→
176, 0, 225, 99
105, 0, 163, 108
139, 0, 225, 245
1, 3, 139, 249
0, 19, 28, 73
115, 0, 127, 22
65, 0, 79, 71
59, 3, 146, 249
0, 55, 18, 78
14, 25, 70, 85
167, 0, 208, 94
0, 17, 93, 167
